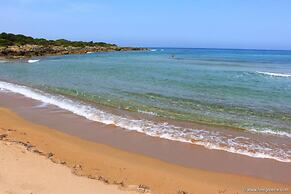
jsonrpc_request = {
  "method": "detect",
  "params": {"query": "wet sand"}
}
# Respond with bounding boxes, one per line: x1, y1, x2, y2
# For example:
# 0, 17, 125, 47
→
1, 92, 291, 183
0, 92, 290, 193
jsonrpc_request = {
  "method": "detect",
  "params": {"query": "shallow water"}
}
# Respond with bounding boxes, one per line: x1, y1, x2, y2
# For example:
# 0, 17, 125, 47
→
0, 48, 291, 162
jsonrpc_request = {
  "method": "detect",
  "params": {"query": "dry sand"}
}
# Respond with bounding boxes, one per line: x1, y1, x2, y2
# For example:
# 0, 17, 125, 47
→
0, 107, 290, 194
0, 140, 137, 194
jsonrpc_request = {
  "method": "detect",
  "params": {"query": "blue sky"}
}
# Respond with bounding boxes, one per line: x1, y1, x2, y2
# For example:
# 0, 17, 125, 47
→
1, 0, 291, 49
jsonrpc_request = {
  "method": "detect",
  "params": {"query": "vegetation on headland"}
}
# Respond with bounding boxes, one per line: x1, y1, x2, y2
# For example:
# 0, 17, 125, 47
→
0, 32, 116, 47
0, 32, 147, 58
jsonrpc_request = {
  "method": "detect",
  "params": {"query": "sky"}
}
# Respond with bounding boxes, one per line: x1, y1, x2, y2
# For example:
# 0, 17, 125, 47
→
0, 0, 291, 50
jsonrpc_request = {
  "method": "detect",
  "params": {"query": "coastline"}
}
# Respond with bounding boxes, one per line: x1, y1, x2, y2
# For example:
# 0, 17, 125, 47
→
0, 46, 147, 60
0, 33, 148, 59
0, 92, 290, 193
0, 80, 290, 164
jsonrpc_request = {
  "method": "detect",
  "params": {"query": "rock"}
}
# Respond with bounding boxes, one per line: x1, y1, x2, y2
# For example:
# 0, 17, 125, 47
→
51, 158, 61, 164
0, 44, 148, 59
177, 191, 188, 194
73, 164, 82, 170
0, 134, 7, 140
47, 152, 54, 158
137, 184, 151, 193
113, 180, 124, 186
33, 149, 43, 154
98, 176, 109, 184
16, 141, 34, 150
87, 175, 95, 179
26, 144, 34, 150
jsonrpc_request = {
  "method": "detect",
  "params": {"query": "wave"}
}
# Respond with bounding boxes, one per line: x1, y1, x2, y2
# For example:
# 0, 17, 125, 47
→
248, 128, 291, 138
256, 71, 291, 78
28, 59, 40, 63
137, 109, 158, 116
0, 88, 9, 92
150, 49, 157, 52
0, 80, 290, 162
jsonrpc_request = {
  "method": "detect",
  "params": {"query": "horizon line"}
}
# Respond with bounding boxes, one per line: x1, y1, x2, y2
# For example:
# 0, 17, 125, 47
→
2, 32, 291, 52
141, 46, 291, 52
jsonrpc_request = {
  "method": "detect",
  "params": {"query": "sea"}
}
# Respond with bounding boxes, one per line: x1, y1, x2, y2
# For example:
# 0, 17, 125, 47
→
0, 48, 290, 162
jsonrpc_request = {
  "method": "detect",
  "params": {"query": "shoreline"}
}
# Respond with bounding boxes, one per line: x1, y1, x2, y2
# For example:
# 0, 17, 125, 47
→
0, 47, 147, 61
0, 80, 290, 163
0, 107, 290, 194
0, 91, 290, 193
0, 33, 148, 59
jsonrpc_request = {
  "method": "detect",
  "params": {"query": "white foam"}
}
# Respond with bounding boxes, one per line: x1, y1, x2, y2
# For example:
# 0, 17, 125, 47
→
248, 128, 291, 138
256, 71, 291, 77
28, 59, 40, 63
150, 49, 157, 52
0, 80, 290, 163
137, 109, 158, 116
0, 88, 9, 93
33, 102, 49, 108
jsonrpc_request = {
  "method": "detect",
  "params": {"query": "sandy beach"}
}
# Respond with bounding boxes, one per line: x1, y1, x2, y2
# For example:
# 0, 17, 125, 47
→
1, 1, 291, 193
0, 137, 138, 194
0, 101, 290, 194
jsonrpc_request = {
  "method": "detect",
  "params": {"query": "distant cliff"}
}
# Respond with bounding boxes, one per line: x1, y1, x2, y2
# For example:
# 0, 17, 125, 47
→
0, 32, 147, 58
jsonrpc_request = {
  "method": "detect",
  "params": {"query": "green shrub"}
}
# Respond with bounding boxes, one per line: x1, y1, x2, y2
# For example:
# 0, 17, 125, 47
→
0, 32, 116, 47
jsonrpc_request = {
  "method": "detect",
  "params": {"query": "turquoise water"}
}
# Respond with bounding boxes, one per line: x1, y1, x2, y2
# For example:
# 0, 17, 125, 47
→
1, 48, 291, 134
0, 48, 291, 161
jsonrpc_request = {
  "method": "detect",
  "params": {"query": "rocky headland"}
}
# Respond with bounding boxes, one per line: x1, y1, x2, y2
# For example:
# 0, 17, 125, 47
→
0, 33, 147, 59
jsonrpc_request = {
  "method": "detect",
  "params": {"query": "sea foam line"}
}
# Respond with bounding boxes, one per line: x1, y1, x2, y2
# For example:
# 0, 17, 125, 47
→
248, 128, 291, 138
28, 59, 40, 63
0, 80, 290, 163
256, 71, 291, 77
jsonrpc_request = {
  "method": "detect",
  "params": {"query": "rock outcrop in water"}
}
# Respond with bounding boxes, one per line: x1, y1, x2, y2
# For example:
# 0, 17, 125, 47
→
0, 32, 147, 59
